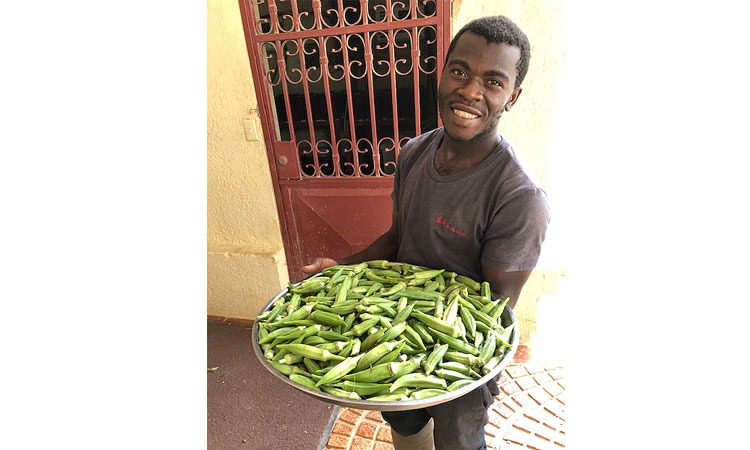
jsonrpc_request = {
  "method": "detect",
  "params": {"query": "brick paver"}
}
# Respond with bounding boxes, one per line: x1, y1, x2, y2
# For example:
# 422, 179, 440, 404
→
324, 363, 566, 449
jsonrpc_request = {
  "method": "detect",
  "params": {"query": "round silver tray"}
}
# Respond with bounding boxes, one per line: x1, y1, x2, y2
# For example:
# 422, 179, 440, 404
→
251, 274, 519, 411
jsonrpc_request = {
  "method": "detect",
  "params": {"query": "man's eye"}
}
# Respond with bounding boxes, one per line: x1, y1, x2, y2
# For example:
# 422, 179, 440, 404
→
488, 79, 501, 87
452, 69, 466, 77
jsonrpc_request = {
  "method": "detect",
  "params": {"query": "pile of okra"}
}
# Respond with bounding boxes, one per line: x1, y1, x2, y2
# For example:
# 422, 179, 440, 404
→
256, 260, 514, 402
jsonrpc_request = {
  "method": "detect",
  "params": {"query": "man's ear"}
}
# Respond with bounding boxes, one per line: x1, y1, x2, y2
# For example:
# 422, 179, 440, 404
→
504, 88, 523, 111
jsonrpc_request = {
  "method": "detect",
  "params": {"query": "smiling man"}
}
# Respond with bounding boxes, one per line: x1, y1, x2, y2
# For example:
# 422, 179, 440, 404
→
303, 16, 550, 450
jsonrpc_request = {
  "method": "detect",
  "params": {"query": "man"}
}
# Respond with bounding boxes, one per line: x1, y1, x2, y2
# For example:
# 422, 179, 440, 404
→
303, 15, 550, 450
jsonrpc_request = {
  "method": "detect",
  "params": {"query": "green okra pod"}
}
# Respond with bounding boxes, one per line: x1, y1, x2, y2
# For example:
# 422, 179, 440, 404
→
302, 357, 322, 374
336, 380, 392, 397
368, 392, 409, 402
423, 280, 440, 293
411, 310, 462, 338
258, 301, 286, 323
342, 362, 393, 383
396, 289, 445, 302
389, 373, 447, 392
274, 304, 315, 325
276, 343, 346, 362
315, 341, 348, 353
375, 269, 403, 278
410, 320, 435, 345
290, 373, 320, 391
302, 335, 328, 345
491, 297, 510, 322
365, 282, 384, 297
309, 310, 347, 327
321, 265, 353, 276
356, 339, 404, 371
378, 321, 407, 344
435, 368, 474, 381
459, 305, 477, 339
359, 296, 393, 305
429, 329, 480, 355
277, 353, 303, 365
422, 343, 449, 375
290, 279, 328, 295
439, 360, 478, 377
444, 351, 484, 368
334, 273, 353, 305
267, 360, 311, 377
466, 307, 497, 329
315, 354, 364, 386
436, 273, 446, 291
473, 330, 484, 349
345, 317, 379, 336
402, 323, 426, 351
446, 379, 475, 392
286, 292, 302, 315
392, 303, 414, 326
318, 330, 349, 342
365, 259, 392, 269
364, 270, 390, 283
257, 326, 298, 345
442, 296, 459, 326
360, 327, 385, 352
455, 275, 481, 293
482, 355, 503, 375
389, 356, 423, 379
458, 294, 484, 310
338, 339, 354, 357
409, 268, 445, 280
478, 333, 497, 365
409, 389, 448, 400
372, 341, 405, 366
481, 281, 492, 300
325, 267, 346, 290
320, 386, 361, 399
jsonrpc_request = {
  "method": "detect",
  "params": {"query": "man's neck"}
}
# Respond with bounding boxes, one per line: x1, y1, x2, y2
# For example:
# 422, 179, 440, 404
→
434, 132, 500, 175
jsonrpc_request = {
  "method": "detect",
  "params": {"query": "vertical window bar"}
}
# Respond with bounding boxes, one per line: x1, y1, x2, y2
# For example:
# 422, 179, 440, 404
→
363, 32, 381, 176
319, 35, 341, 176
411, 26, 421, 139
388, 27, 399, 149
274, 41, 297, 144
296, 37, 322, 176
268, 0, 280, 34
342, 33, 360, 176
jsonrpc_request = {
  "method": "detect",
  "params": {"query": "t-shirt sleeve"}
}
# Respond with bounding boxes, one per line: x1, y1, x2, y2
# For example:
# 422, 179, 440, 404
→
480, 187, 551, 272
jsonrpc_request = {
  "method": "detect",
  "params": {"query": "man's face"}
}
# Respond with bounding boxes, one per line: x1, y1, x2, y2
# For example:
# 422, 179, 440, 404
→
438, 32, 523, 143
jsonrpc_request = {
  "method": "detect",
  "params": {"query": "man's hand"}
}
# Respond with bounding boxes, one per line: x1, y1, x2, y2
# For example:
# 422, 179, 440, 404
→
302, 257, 339, 276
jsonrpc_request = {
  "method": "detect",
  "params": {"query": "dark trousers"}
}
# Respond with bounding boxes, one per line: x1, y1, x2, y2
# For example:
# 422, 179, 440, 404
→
382, 377, 499, 450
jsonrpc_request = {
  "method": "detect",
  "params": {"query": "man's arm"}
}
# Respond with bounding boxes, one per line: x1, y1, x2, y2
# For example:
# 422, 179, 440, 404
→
482, 266, 533, 310
302, 209, 400, 275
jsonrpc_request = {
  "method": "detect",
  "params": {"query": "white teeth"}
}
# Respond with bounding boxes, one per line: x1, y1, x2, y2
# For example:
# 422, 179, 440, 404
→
452, 108, 478, 119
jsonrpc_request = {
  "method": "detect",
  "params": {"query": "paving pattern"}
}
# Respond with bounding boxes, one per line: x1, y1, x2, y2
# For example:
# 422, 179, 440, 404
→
323, 362, 566, 450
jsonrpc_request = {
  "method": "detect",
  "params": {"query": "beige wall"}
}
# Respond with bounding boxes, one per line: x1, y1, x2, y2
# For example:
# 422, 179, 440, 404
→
207, 0, 565, 344
207, 0, 289, 320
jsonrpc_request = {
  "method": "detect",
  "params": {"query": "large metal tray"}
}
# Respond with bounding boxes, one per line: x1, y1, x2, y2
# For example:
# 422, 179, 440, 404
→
251, 274, 519, 411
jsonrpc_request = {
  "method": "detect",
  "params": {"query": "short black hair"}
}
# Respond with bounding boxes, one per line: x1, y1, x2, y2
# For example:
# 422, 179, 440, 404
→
445, 16, 531, 89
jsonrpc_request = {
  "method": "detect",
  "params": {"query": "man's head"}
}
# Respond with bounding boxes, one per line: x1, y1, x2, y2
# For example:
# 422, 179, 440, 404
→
445, 16, 531, 90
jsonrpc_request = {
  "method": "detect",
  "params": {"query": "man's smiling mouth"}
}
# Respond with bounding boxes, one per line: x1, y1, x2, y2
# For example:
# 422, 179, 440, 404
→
452, 108, 479, 119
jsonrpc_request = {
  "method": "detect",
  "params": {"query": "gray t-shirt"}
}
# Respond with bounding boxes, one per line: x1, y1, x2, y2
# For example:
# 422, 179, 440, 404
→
392, 128, 550, 282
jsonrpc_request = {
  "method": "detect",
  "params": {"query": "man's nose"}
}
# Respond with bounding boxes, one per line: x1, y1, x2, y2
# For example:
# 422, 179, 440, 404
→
457, 78, 483, 102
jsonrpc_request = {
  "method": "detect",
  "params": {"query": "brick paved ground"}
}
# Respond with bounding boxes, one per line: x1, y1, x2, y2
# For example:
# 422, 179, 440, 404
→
323, 362, 566, 450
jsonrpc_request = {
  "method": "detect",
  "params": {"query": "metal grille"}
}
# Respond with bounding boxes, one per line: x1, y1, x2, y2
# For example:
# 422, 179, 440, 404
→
244, 0, 444, 177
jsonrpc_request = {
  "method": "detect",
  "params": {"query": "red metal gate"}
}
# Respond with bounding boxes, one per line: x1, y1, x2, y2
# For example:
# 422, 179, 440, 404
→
238, 0, 451, 281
